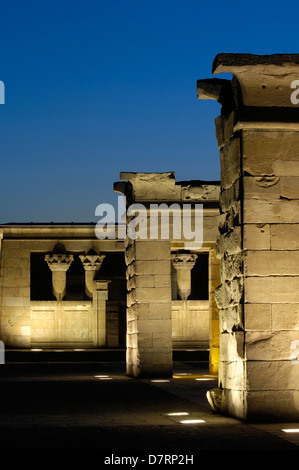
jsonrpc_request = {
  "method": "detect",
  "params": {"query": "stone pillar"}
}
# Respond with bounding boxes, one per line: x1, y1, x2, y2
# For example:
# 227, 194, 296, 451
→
79, 250, 107, 347
115, 172, 174, 378
209, 247, 220, 376
95, 280, 110, 347
125, 237, 172, 378
45, 250, 73, 301
198, 53, 299, 421
171, 252, 197, 300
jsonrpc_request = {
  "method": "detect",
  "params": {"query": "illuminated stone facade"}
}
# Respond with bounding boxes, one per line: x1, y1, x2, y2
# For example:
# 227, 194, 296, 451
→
4, 52, 298, 420
114, 172, 220, 377
0, 174, 220, 378
198, 53, 299, 421
0, 225, 126, 349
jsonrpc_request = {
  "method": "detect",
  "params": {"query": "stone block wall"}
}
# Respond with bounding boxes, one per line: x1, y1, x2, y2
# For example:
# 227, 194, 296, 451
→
198, 53, 299, 421
0, 227, 126, 349
125, 237, 173, 377
172, 300, 210, 349
0, 239, 31, 347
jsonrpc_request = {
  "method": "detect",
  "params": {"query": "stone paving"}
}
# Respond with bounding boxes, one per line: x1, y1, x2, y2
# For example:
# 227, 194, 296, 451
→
0, 353, 298, 457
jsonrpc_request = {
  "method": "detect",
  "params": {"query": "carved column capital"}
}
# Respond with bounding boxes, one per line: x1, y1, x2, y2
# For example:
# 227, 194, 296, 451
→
79, 252, 105, 271
79, 250, 106, 297
44, 251, 73, 301
171, 252, 198, 300
171, 253, 198, 270
44, 253, 74, 271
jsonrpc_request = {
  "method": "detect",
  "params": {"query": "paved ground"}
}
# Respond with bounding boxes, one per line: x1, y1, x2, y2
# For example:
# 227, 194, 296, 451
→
0, 350, 299, 460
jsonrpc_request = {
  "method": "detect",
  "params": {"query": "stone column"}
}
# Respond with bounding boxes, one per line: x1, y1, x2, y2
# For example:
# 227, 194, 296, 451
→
198, 53, 299, 421
79, 250, 107, 347
95, 280, 110, 347
45, 252, 73, 301
115, 173, 174, 378
209, 247, 220, 376
171, 252, 197, 300
79, 250, 106, 298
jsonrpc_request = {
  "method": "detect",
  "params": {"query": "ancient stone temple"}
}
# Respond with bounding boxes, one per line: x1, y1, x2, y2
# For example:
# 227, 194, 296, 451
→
1, 52, 299, 422
0, 173, 220, 376
197, 53, 299, 421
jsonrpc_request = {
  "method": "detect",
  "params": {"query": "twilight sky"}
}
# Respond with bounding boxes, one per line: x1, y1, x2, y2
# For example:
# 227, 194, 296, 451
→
0, 0, 297, 223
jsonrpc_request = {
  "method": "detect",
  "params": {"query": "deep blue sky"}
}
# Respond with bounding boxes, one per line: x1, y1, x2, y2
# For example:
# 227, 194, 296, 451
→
0, 0, 297, 223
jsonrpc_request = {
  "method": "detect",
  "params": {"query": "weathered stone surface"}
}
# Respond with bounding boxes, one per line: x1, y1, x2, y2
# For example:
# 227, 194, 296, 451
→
218, 360, 246, 390
219, 305, 243, 332
243, 176, 280, 200
244, 199, 299, 224
271, 224, 299, 250
219, 179, 240, 212
218, 201, 241, 234
213, 53, 299, 108
243, 224, 270, 250
245, 330, 299, 361
196, 78, 229, 101
273, 160, 299, 177
220, 253, 243, 283
245, 277, 299, 303
245, 304, 271, 331
207, 388, 247, 420
216, 227, 242, 258
215, 277, 243, 310
120, 172, 181, 202
247, 360, 299, 391
220, 137, 241, 189
219, 331, 244, 362
280, 176, 299, 199
243, 131, 299, 176
181, 182, 220, 201
244, 251, 299, 276
272, 304, 299, 330
214, 112, 236, 149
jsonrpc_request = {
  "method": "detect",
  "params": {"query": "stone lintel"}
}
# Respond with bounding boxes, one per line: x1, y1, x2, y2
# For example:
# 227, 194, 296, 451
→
211, 53, 299, 108
115, 172, 220, 204
212, 53, 299, 73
